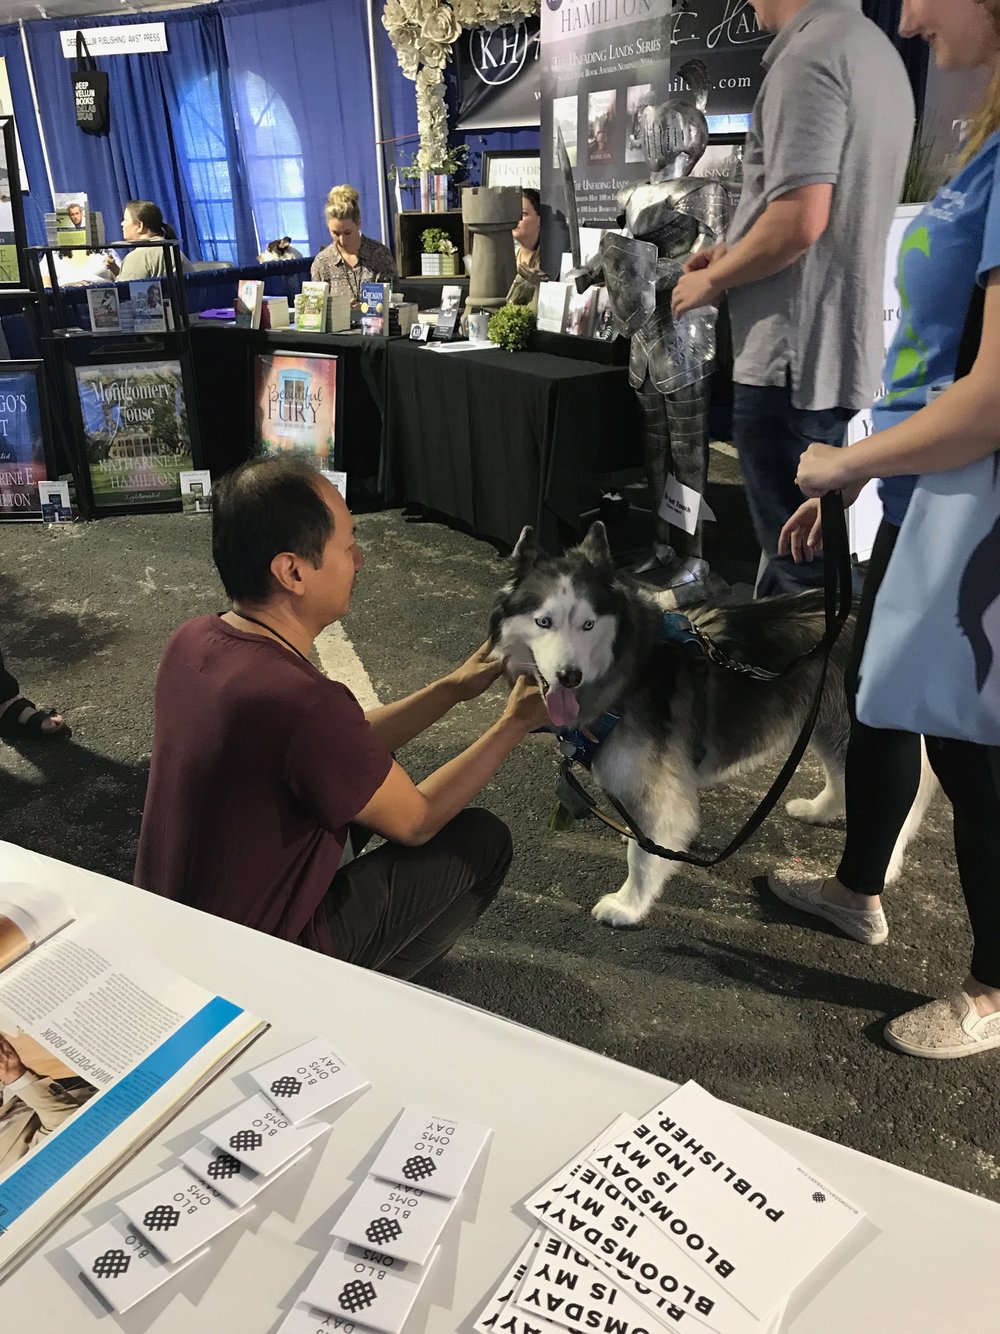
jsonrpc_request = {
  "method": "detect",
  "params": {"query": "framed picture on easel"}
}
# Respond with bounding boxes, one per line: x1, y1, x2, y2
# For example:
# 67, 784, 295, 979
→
67, 353, 200, 515
0, 361, 56, 522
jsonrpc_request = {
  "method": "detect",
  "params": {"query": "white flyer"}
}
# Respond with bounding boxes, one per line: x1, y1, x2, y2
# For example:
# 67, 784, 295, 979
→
585, 1082, 862, 1319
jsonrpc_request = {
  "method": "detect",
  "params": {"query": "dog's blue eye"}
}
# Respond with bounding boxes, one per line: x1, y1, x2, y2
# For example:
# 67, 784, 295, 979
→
582, 619, 595, 631
535, 615, 552, 629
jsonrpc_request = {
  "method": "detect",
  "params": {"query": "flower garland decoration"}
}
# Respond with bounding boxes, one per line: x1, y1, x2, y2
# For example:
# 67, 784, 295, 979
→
383, 0, 540, 171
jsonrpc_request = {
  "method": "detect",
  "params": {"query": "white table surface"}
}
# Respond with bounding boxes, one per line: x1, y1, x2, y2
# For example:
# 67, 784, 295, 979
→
1, 840, 997, 1333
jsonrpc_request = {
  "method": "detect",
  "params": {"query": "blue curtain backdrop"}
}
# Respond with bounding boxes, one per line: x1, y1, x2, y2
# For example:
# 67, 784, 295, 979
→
0, 24, 53, 244
220, 0, 381, 253
25, 6, 255, 263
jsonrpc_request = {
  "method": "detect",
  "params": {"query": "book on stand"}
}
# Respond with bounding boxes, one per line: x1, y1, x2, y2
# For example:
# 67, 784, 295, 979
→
234, 279, 264, 330
536, 281, 573, 333
359, 281, 391, 337
129, 280, 167, 333
86, 285, 121, 333
566, 286, 599, 337
297, 281, 329, 333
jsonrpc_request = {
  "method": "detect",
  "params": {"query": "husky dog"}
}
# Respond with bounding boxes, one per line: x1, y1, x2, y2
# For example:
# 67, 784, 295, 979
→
489, 522, 930, 927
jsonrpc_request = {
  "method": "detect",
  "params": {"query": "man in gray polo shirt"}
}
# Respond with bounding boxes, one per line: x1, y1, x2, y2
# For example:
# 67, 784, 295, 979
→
672, 0, 913, 595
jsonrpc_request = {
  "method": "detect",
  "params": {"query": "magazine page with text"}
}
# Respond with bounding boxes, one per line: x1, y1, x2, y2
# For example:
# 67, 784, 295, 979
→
0, 890, 264, 1278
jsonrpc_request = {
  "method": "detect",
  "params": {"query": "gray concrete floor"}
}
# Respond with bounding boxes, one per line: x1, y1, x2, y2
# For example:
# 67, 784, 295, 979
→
2, 466, 998, 1206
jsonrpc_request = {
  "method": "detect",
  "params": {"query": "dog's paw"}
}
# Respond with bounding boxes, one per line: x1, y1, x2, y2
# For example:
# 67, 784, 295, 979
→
591, 892, 645, 928
786, 794, 845, 825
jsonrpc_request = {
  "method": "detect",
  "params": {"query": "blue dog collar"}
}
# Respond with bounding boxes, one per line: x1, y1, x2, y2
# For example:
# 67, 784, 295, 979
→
554, 710, 622, 768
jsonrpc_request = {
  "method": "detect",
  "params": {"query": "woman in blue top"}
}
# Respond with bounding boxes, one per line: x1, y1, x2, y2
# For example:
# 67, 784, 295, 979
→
771, 0, 1000, 1059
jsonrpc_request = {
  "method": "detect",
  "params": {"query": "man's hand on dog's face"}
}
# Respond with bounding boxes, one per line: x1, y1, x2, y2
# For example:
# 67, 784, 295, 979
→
502, 674, 550, 734
447, 641, 507, 701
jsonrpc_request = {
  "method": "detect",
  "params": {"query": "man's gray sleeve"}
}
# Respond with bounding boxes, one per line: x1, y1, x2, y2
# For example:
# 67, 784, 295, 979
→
761, 53, 848, 204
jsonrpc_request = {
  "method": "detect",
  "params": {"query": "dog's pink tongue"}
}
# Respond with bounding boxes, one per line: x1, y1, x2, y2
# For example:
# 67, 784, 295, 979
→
545, 684, 580, 728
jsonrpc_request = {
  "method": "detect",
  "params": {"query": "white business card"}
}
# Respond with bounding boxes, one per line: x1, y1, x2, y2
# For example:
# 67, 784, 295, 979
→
369, 1107, 491, 1199
118, 1164, 253, 1264
301, 1238, 439, 1334
180, 1138, 311, 1207
66, 1214, 207, 1313
320, 469, 348, 499
277, 1302, 373, 1332
201, 1092, 329, 1175
250, 1037, 369, 1124
586, 1081, 862, 1319
331, 1172, 456, 1266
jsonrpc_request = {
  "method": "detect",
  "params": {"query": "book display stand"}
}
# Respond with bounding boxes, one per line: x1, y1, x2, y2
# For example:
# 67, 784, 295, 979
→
25, 240, 203, 518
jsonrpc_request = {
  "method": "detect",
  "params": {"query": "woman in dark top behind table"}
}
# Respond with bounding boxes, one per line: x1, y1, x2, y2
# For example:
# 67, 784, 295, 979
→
310, 184, 395, 302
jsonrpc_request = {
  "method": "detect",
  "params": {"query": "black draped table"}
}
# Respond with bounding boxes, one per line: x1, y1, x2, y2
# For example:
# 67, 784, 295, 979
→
188, 321, 388, 499
384, 340, 640, 550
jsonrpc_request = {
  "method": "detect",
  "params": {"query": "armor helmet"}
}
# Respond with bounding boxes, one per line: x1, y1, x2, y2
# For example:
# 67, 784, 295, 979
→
639, 99, 709, 180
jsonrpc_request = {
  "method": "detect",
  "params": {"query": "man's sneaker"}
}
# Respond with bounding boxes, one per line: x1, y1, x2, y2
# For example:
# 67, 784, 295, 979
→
885, 992, 1000, 1059
765, 872, 889, 944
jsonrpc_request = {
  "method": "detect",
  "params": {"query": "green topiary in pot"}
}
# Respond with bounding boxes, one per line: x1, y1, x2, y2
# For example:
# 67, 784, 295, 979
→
488, 303, 535, 353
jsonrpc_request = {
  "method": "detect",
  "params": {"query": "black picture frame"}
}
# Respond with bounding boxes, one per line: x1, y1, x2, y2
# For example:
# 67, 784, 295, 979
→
481, 149, 541, 193
0, 360, 57, 522
64, 347, 203, 518
0, 117, 28, 288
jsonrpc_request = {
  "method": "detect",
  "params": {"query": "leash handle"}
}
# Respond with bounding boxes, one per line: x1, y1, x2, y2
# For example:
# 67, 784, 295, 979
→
563, 492, 853, 866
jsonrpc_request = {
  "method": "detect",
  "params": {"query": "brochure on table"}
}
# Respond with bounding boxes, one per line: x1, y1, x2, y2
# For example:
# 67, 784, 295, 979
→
0, 883, 264, 1279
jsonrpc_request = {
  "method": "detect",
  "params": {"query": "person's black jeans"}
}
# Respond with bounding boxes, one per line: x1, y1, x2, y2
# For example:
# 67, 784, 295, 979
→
0, 645, 18, 705
733, 381, 855, 597
324, 808, 512, 981
837, 520, 1000, 986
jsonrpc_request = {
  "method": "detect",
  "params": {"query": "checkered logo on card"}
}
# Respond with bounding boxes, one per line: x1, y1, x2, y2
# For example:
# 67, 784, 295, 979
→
229, 1129, 263, 1153
142, 1204, 180, 1231
365, 1216, 402, 1246
401, 1155, 436, 1182
812, 1192, 826, 1204
207, 1153, 242, 1181
92, 1248, 131, 1279
270, 1075, 302, 1098
338, 1279, 377, 1313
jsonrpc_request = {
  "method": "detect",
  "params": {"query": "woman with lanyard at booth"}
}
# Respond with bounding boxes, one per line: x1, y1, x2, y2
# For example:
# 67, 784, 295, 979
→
310, 185, 396, 306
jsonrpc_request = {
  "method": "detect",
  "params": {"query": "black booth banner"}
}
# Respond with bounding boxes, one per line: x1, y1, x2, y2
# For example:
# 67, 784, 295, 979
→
455, 17, 541, 130
75, 360, 192, 510
540, 0, 769, 238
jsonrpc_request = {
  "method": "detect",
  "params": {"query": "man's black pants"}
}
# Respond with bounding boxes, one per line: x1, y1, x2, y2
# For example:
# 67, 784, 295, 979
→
324, 808, 512, 981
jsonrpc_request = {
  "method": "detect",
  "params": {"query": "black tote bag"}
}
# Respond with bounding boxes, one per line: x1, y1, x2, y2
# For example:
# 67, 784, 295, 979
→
72, 31, 109, 135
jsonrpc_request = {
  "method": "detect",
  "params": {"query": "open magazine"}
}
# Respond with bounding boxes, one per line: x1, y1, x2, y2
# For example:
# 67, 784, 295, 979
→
0, 882, 265, 1280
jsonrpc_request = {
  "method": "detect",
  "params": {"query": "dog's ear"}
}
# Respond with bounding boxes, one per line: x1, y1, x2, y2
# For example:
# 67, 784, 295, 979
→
511, 526, 540, 576
577, 521, 612, 571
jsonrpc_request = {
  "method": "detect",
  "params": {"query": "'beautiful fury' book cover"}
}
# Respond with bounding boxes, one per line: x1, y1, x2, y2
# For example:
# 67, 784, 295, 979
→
254, 352, 338, 471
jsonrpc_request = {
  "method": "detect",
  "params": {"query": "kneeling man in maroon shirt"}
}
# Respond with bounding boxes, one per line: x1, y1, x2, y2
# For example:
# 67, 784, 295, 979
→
134, 455, 547, 977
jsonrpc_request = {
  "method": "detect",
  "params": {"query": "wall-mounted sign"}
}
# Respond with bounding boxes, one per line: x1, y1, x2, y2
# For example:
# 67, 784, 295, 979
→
60, 24, 168, 58
456, 17, 540, 130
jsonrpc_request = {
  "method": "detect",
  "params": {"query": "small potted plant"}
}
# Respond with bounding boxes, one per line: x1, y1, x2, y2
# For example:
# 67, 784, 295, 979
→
421, 227, 458, 276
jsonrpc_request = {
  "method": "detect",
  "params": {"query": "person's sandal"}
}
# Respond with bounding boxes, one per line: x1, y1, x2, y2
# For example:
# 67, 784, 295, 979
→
0, 697, 72, 743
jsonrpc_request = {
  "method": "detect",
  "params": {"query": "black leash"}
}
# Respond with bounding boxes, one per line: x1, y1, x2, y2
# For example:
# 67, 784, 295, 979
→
557, 491, 853, 866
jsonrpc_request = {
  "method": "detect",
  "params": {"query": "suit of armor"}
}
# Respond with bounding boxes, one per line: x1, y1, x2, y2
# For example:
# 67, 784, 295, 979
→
579, 62, 730, 587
